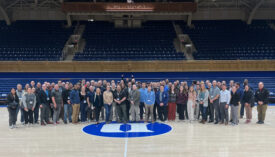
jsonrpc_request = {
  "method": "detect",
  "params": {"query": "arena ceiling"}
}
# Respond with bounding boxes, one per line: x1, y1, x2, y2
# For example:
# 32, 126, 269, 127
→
0, 0, 275, 25
1, 0, 275, 9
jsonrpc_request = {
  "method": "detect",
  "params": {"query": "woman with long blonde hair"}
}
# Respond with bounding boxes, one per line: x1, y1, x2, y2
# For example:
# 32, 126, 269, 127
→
187, 86, 196, 122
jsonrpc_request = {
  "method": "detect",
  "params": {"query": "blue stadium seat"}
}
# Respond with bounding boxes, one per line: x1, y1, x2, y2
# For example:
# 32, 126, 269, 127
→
73, 21, 186, 61
0, 21, 73, 61
177, 20, 275, 60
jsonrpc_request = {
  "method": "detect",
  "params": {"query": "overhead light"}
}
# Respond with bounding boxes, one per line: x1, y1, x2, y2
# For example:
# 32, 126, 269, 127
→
88, 19, 94, 22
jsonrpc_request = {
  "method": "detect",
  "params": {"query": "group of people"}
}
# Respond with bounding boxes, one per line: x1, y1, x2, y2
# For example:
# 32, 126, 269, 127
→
6, 76, 270, 129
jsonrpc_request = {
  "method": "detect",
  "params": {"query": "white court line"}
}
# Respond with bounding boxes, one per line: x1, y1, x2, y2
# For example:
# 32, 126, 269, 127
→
124, 124, 130, 157
124, 137, 128, 157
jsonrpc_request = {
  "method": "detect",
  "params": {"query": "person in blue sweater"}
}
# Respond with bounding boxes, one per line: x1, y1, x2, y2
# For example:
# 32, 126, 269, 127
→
70, 84, 80, 124
155, 86, 169, 122
139, 82, 147, 120
144, 86, 155, 123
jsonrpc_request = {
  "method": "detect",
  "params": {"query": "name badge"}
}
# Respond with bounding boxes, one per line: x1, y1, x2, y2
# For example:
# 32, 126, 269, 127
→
30, 101, 33, 104
117, 98, 120, 101
84, 100, 87, 103
211, 96, 214, 99
200, 98, 203, 101
19, 98, 22, 100
47, 97, 50, 101
68, 97, 70, 100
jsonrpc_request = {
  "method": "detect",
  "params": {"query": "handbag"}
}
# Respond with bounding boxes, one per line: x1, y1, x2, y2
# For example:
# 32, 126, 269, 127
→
9, 100, 18, 109
85, 105, 91, 112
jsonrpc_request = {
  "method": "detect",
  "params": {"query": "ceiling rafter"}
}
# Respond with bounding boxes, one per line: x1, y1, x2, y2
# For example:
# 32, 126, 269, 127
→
247, 0, 265, 24
0, 2, 11, 25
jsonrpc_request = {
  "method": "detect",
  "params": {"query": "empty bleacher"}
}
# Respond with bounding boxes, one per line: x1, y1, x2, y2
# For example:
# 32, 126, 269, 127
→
179, 20, 275, 60
0, 21, 73, 61
73, 21, 185, 61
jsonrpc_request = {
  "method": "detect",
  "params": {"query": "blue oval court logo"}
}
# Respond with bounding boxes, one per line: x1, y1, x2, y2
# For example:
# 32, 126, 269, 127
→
82, 122, 172, 138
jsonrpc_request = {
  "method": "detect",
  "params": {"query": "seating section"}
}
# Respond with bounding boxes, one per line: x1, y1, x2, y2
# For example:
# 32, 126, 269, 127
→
0, 21, 73, 61
179, 20, 275, 60
73, 21, 185, 61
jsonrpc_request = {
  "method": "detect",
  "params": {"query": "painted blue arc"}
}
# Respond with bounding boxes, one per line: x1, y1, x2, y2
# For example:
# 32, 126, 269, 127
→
82, 122, 172, 138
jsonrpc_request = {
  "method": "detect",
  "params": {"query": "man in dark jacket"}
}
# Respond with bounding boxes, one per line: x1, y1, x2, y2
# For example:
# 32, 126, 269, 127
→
70, 84, 80, 124
230, 86, 240, 125
62, 84, 72, 124
255, 82, 269, 124
38, 84, 52, 125
243, 85, 254, 123
155, 86, 169, 122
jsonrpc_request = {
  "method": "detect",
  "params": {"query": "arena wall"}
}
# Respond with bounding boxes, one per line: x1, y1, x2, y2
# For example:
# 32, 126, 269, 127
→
0, 60, 274, 72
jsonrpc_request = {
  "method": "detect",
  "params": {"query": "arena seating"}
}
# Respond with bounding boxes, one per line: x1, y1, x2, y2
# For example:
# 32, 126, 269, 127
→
73, 21, 185, 61
0, 21, 73, 61
179, 20, 275, 60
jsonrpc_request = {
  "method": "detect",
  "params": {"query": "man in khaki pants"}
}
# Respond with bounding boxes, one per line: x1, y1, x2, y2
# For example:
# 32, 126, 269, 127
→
70, 84, 80, 124
255, 82, 269, 124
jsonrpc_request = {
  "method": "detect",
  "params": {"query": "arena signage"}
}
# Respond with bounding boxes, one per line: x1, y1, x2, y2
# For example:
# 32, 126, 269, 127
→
105, 4, 154, 12
62, 2, 197, 13
82, 122, 172, 138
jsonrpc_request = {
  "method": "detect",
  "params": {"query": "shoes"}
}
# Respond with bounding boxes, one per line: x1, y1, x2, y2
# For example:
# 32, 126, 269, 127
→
225, 121, 228, 125
64, 121, 67, 124
208, 121, 214, 123
214, 121, 219, 124
47, 122, 53, 124
245, 120, 251, 124
41, 122, 46, 126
